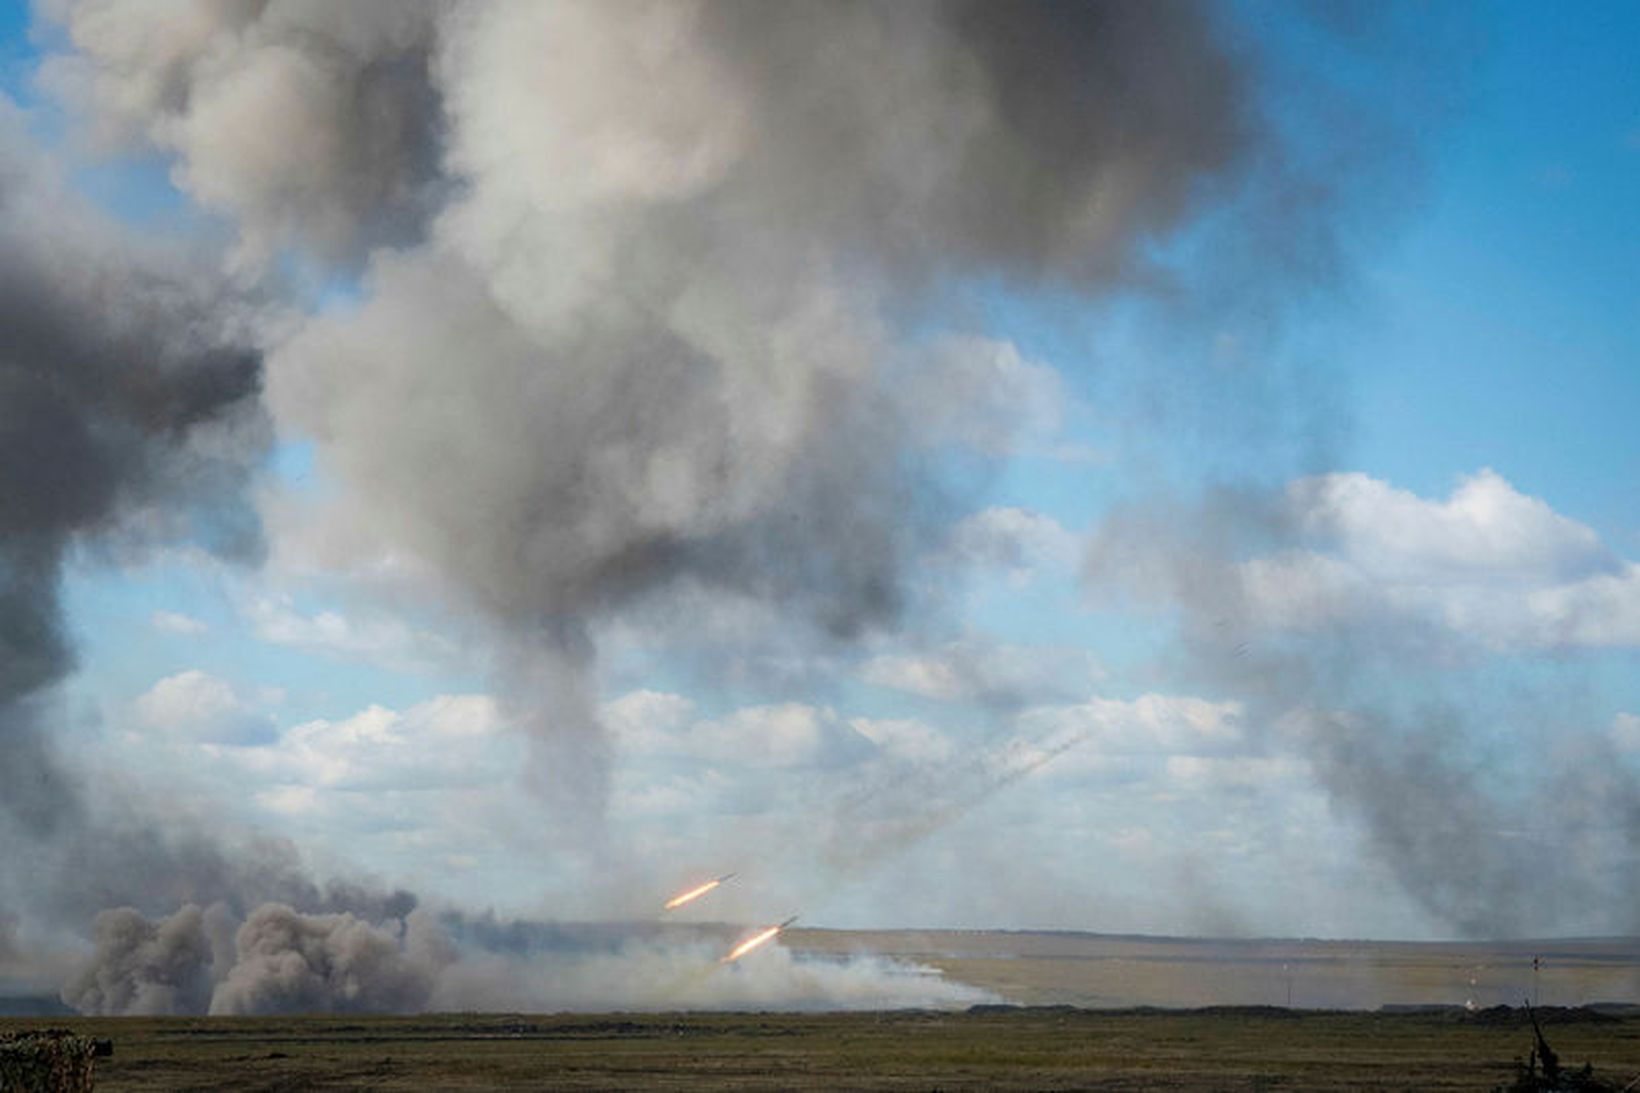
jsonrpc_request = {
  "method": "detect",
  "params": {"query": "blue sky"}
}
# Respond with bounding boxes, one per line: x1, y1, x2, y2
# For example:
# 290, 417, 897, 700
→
1346, 3, 1640, 534
5, 1, 1639, 945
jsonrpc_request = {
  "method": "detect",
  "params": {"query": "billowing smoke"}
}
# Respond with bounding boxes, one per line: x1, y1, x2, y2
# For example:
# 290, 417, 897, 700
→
0, 90, 269, 923
61, 903, 225, 1016
252, 0, 1270, 815
209, 903, 445, 1015
63, 902, 989, 1015
63, 902, 438, 1016
29, 1, 1315, 819
9, 0, 1489, 1014
0, 95, 418, 965
38, 0, 446, 269
1082, 479, 1640, 937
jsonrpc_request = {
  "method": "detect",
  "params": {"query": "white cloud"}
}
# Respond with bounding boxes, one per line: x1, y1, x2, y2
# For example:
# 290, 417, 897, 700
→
1233, 550, 1375, 630
232, 694, 512, 794
611, 768, 731, 818
1613, 712, 1640, 753
1289, 469, 1613, 584
861, 640, 1103, 704
253, 784, 320, 818
1522, 564, 1640, 647
905, 335, 1067, 456
947, 505, 1079, 579
688, 703, 877, 770
150, 610, 208, 636
1017, 694, 1244, 764
133, 670, 275, 746
244, 592, 462, 671
604, 689, 696, 757
1163, 755, 1307, 792
848, 716, 954, 763
603, 692, 880, 770
1213, 470, 1640, 651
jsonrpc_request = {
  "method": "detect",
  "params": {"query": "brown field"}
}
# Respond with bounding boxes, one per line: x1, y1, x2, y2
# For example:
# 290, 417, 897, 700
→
6, 1007, 1640, 1091
785, 929, 1640, 1010
6, 931, 1639, 1089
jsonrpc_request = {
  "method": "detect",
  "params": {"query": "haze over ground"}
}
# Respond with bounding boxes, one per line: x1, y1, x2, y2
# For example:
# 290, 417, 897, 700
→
0, 0, 1637, 1016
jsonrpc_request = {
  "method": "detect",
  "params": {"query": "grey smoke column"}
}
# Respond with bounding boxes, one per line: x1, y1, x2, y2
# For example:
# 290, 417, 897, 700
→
1082, 485, 1640, 937
22, 1, 1440, 942
39, 0, 446, 268
0, 101, 265, 850
0, 99, 439, 948
241, 0, 1271, 816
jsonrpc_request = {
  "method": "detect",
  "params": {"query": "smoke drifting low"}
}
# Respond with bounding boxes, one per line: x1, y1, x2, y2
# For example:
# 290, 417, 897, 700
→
63, 902, 988, 1016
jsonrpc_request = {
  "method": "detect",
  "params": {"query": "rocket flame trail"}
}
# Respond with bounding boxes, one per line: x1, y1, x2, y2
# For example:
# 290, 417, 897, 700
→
664, 879, 721, 911
719, 917, 796, 964
720, 926, 781, 964
664, 873, 735, 911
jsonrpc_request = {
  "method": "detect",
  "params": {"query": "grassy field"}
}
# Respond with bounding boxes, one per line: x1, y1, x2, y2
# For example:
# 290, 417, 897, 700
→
6, 1007, 1640, 1091
788, 929, 1640, 1010
6, 930, 1638, 1088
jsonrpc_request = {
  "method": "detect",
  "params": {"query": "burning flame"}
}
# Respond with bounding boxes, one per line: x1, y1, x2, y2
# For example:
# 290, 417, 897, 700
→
664, 878, 723, 911
720, 924, 784, 964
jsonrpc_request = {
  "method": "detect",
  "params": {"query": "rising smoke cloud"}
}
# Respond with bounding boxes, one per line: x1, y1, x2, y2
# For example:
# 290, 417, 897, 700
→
8, 0, 1496, 1014
38, 0, 446, 269
35, 0, 1303, 825
0, 89, 271, 922
1082, 479, 1640, 937
0, 130, 427, 926
258, 0, 1272, 815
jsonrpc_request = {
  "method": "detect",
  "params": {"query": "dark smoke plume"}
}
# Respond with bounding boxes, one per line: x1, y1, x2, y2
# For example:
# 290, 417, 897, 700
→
14, 1, 1501, 1013
0, 94, 436, 982
1082, 481, 1640, 937
39, 0, 446, 269
248, 0, 1290, 815
33, 3, 1373, 832
0, 97, 265, 867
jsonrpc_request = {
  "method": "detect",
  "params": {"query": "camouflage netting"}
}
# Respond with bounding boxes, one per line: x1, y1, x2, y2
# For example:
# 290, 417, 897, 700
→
0, 1030, 108, 1092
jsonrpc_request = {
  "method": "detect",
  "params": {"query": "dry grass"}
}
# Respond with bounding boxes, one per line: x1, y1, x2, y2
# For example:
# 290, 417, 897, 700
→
5, 1008, 1639, 1091
6, 931, 1637, 1089
788, 929, 1640, 1010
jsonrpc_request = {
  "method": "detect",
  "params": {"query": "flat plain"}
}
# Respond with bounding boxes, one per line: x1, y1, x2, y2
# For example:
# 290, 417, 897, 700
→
7, 930, 1640, 1090
786, 929, 1640, 1010
7, 1007, 1640, 1091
